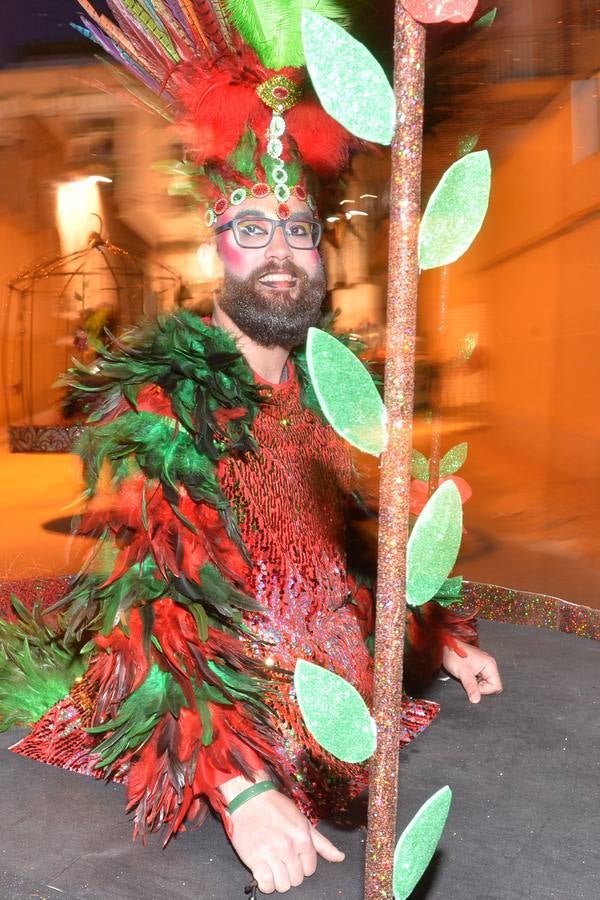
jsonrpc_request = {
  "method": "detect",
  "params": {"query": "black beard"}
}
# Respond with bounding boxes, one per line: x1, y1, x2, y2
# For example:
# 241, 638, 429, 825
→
218, 259, 326, 350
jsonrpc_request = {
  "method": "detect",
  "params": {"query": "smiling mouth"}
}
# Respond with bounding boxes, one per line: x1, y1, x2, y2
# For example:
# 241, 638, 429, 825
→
257, 272, 298, 290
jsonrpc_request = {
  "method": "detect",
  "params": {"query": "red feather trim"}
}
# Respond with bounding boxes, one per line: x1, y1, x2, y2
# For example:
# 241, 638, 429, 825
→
286, 96, 364, 178
88, 608, 150, 723
169, 50, 363, 187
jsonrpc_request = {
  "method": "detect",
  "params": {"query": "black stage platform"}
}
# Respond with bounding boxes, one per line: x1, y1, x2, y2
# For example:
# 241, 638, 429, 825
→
1, 620, 598, 900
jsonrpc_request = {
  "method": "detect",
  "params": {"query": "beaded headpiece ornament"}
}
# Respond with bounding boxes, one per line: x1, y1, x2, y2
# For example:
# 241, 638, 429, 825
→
73, 1, 365, 222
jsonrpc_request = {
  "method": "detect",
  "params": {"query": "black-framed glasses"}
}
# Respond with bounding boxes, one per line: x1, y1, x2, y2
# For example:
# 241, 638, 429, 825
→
215, 217, 322, 250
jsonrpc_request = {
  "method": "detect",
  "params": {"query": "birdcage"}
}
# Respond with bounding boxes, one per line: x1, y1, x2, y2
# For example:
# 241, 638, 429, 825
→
2, 230, 187, 452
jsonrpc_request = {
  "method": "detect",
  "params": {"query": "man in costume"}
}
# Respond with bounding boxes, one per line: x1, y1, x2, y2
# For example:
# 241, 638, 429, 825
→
0, 1, 501, 895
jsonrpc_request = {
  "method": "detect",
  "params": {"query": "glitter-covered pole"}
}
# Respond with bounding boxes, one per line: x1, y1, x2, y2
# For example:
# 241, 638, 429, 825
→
364, 5, 426, 899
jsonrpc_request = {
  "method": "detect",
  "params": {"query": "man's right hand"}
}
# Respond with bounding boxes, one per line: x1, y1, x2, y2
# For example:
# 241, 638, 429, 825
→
228, 788, 345, 894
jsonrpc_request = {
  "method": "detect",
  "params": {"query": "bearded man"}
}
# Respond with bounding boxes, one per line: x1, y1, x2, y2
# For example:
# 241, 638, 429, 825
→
209, 192, 502, 893
0, 1, 501, 896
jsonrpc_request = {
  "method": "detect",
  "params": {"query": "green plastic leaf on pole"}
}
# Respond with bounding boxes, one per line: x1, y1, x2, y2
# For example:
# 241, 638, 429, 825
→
418, 150, 492, 270
435, 575, 464, 606
306, 327, 387, 456
437, 574, 463, 598
393, 786, 453, 900
473, 8, 498, 29
406, 481, 463, 606
439, 442, 468, 477
411, 449, 430, 482
457, 133, 479, 158
302, 11, 396, 144
294, 659, 377, 763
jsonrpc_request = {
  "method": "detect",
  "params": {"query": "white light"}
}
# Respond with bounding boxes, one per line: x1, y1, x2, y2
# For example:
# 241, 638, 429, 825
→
196, 243, 223, 280
339, 199, 355, 205
85, 175, 112, 185
345, 209, 369, 219
360, 193, 378, 199
56, 178, 105, 254
326, 215, 341, 223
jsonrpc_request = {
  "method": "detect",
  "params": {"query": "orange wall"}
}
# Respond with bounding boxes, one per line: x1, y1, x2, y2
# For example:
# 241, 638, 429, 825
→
445, 79, 600, 479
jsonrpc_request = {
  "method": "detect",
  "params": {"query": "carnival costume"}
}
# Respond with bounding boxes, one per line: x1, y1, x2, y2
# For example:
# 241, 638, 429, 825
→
0, 0, 477, 842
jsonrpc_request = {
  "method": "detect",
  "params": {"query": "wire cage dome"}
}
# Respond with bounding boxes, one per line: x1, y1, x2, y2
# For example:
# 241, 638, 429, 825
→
2, 230, 188, 452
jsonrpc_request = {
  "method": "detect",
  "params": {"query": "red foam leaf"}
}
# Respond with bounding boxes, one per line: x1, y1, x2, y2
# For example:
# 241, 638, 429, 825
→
402, 0, 479, 24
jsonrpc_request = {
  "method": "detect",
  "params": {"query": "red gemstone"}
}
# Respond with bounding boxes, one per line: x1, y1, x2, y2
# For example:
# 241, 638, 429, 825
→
251, 182, 270, 198
294, 185, 307, 202
214, 197, 228, 216
277, 202, 291, 220
272, 87, 289, 100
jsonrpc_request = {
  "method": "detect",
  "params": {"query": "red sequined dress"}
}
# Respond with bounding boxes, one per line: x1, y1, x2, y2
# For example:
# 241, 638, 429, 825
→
219, 366, 439, 819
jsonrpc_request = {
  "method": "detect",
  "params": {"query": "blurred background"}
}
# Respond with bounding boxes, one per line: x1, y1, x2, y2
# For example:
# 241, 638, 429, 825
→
0, 1, 598, 607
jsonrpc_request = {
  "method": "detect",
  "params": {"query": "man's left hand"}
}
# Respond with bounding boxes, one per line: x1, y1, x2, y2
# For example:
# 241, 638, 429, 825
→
441, 640, 503, 703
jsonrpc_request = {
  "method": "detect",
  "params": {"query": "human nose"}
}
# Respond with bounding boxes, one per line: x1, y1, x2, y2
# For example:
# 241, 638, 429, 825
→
265, 222, 293, 262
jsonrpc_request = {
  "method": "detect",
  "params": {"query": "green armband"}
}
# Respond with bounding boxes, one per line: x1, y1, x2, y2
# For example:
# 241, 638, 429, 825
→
227, 780, 277, 815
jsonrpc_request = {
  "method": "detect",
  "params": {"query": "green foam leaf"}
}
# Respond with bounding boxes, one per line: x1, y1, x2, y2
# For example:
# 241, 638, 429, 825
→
393, 786, 453, 900
474, 8, 497, 29
439, 442, 468, 477
437, 575, 463, 598
457, 133, 479, 158
306, 327, 386, 456
419, 150, 491, 270
406, 481, 463, 606
294, 659, 376, 763
411, 449, 430, 482
302, 11, 396, 144
435, 575, 464, 606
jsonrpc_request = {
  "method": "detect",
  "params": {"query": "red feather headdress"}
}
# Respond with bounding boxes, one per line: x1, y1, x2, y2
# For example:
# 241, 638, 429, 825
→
74, 1, 365, 220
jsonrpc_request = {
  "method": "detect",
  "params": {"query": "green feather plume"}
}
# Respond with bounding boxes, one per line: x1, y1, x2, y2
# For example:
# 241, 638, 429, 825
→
224, 0, 353, 68
88, 664, 187, 767
0, 597, 88, 730
229, 129, 259, 182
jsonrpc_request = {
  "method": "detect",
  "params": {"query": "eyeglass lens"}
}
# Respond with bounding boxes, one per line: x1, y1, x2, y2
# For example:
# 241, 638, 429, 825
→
233, 219, 320, 249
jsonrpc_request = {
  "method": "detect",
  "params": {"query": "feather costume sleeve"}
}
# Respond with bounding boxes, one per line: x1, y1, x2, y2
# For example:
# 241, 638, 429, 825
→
50, 312, 294, 841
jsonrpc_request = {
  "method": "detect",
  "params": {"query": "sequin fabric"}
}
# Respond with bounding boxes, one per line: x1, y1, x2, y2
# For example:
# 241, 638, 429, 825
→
0, 576, 70, 622
11, 678, 128, 784
219, 367, 438, 820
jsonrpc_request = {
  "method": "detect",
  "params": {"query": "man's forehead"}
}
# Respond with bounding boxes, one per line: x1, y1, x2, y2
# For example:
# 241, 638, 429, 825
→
216, 196, 318, 227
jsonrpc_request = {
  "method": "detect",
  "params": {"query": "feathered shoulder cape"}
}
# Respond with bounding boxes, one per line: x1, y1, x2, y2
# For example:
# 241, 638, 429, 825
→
0, 312, 352, 840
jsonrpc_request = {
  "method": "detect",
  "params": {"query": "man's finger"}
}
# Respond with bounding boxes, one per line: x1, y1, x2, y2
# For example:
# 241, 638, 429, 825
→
311, 827, 345, 862
300, 846, 318, 877
285, 853, 305, 888
270, 859, 291, 893
477, 663, 503, 694
460, 669, 481, 703
252, 862, 275, 894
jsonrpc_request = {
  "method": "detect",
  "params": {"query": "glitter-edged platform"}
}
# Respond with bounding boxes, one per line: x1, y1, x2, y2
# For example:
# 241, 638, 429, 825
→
2, 618, 598, 899
1, 578, 598, 899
